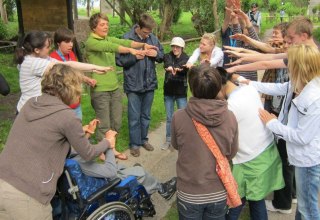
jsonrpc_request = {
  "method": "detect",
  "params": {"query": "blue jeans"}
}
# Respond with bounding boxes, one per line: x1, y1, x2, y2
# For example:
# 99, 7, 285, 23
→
177, 198, 227, 220
127, 91, 154, 148
164, 95, 187, 142
226, 198, 267, 220
295, 165, 320, 220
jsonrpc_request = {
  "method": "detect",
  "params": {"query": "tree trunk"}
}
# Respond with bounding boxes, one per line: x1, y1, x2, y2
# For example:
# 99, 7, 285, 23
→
212, 0, 219, 31
73, 0, 78, 19
159, 0, 174, 41
86, 0, 90, 17
119, 1, 125, 25
0, 0, 8, 24
117, 0, 135, 24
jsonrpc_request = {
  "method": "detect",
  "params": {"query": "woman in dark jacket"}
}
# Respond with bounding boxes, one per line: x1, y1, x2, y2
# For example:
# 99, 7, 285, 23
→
162, 37, 189, 150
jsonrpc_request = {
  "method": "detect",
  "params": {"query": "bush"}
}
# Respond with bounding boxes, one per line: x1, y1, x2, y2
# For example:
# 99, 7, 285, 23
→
313, 28, 320, 43
0, 20, 8, 40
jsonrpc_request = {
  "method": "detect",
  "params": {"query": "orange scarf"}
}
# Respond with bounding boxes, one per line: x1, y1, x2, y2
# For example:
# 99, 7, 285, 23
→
192, 119, 241, 208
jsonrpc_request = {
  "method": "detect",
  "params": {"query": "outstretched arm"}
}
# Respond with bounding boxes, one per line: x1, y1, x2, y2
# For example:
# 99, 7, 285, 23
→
226, 59, 286, 73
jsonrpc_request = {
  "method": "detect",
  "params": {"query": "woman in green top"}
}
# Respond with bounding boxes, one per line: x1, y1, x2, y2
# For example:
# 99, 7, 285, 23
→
85, 13, 156, 160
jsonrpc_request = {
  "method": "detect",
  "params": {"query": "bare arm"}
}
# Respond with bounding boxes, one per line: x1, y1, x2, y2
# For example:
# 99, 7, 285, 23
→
230, 34, 276, 53
226, 59, 286, 73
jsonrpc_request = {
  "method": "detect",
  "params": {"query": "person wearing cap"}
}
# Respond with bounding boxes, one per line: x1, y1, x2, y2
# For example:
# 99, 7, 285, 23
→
162, 37, 189, 150
186, 33, 224, 68
247, 3, 261, 33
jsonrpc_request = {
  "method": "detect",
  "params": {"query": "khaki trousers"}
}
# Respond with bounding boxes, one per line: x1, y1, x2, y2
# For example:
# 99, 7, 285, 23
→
0, 179, 52, 220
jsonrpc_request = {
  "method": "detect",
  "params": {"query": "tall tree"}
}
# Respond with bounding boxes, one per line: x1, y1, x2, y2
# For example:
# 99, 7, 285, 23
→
159, 0, 182, 40
0, 0, 8, 24
73, 0, 78, 19
212, 0, 219, 30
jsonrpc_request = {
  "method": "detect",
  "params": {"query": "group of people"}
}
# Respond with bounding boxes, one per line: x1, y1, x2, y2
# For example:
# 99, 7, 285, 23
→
0, 1, 320, 220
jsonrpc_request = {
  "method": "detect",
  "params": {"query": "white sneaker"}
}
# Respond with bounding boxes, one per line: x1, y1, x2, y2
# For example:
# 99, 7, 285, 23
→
292, 198, 298, 204
265, 200, 292, 214
161, 142, 171, 150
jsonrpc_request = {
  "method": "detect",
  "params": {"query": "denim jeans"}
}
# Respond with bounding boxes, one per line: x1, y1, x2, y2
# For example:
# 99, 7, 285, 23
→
127, 91, 154, 148
177, 198, 227, 220
294, 165, 320, 220
164, 95, 187, 142
226, 198, 267, 220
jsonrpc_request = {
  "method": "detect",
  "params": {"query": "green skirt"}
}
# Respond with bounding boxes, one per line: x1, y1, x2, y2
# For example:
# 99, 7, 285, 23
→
232, 142, 284, 201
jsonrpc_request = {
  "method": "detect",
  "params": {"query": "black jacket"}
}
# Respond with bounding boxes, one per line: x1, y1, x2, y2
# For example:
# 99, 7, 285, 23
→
163, 51, 189, 97
116, 25, 164, 93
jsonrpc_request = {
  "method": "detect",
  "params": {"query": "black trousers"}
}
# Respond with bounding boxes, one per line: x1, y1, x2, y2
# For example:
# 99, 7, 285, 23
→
272, 139, 295, 210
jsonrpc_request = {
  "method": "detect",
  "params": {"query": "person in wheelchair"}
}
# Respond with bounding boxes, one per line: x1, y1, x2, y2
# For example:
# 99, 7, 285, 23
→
0, 64, 117, 220
74, 119, 177, 200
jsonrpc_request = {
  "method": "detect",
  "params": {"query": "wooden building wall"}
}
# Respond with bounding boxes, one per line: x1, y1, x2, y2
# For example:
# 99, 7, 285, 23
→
21, 0, 68, 32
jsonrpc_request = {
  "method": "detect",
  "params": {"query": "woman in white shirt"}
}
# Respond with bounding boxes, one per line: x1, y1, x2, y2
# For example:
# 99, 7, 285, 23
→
259, 44, 320, 220
186, 33, 223, 68
15, 31, 112, 112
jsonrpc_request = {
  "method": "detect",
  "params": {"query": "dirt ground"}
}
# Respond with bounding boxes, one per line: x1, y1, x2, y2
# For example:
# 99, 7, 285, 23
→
0, 93, 19, 121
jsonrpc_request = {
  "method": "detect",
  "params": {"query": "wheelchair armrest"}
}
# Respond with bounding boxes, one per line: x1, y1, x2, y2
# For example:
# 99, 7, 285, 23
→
86, 178, 121, 204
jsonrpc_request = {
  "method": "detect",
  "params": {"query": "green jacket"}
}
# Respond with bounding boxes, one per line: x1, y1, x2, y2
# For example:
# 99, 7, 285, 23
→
85, 33, 132, 92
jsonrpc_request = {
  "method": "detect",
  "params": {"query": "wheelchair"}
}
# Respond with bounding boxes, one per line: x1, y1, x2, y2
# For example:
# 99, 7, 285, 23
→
52, 159, 156, 220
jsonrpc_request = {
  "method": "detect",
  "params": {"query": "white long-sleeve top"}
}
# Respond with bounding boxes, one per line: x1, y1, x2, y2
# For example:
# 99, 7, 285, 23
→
187, 46, 224, 67
228, 85, 274, 164
251, 78, 320, 167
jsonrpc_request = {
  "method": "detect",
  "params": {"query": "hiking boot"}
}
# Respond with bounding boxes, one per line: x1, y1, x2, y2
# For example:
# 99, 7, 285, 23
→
265, 200, 292, 214
161, 141, 171, 150
130, 147, 140, 157
158, 177, 177, 200
142, 142, 154, 151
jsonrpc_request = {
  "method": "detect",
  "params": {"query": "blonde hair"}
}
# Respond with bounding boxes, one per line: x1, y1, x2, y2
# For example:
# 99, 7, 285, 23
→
201, 33, 217, 46
41, 64, 83, 105
287, 44, 320, 93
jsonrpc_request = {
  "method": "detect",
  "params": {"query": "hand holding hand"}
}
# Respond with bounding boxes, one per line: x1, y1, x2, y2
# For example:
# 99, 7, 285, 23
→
144, 44, 158, 50
136, 53, 145, 60
87, 78, 97, 87
105, 130, 118, 149
98, 153, 106, 161
83, 119, 100, 134
165, 66, 174, 74
184, 63, 194, 69
145, 49, 157, 57
259, 109, 277, 124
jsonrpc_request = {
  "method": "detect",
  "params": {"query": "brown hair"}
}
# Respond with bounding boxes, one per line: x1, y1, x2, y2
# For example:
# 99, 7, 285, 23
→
288, 16, 313, 38
89, 13, 109, 31
53, 27, 75, 49
15, 31, 51, 64
138, 13, 156, 30
41, 64, 83, 105
188, 64, 222, 99
273, 22, 288, 37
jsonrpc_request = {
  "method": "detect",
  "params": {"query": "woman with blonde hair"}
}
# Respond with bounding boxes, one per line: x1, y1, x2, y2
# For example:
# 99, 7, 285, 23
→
186, 33, 224, 68
259, 45, 320, 220
0, 64, 117, 220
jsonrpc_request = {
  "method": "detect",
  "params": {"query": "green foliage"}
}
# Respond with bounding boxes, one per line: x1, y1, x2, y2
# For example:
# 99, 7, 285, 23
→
181, 0, 225, 35
3, 0, 16, 21
313, 28, 320, 43
282, 2, 300, 16
173, 8, 182, 24
0, 20, 8, 40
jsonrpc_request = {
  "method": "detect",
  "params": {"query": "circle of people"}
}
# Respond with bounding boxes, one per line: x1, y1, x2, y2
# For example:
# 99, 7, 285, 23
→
0, 1, 320, 220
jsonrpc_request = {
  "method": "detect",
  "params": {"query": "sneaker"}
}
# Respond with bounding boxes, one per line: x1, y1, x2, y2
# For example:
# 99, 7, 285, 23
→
161, 142, 171, 150
142, 142, 154, 151
158, 177, 177, 200
292, 198, 298, 204
265, 200, 292, 214
130, 147, 140, 157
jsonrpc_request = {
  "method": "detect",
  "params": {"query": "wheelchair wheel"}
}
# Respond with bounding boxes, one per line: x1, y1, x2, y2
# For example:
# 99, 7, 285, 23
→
87, 201, 135, 220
